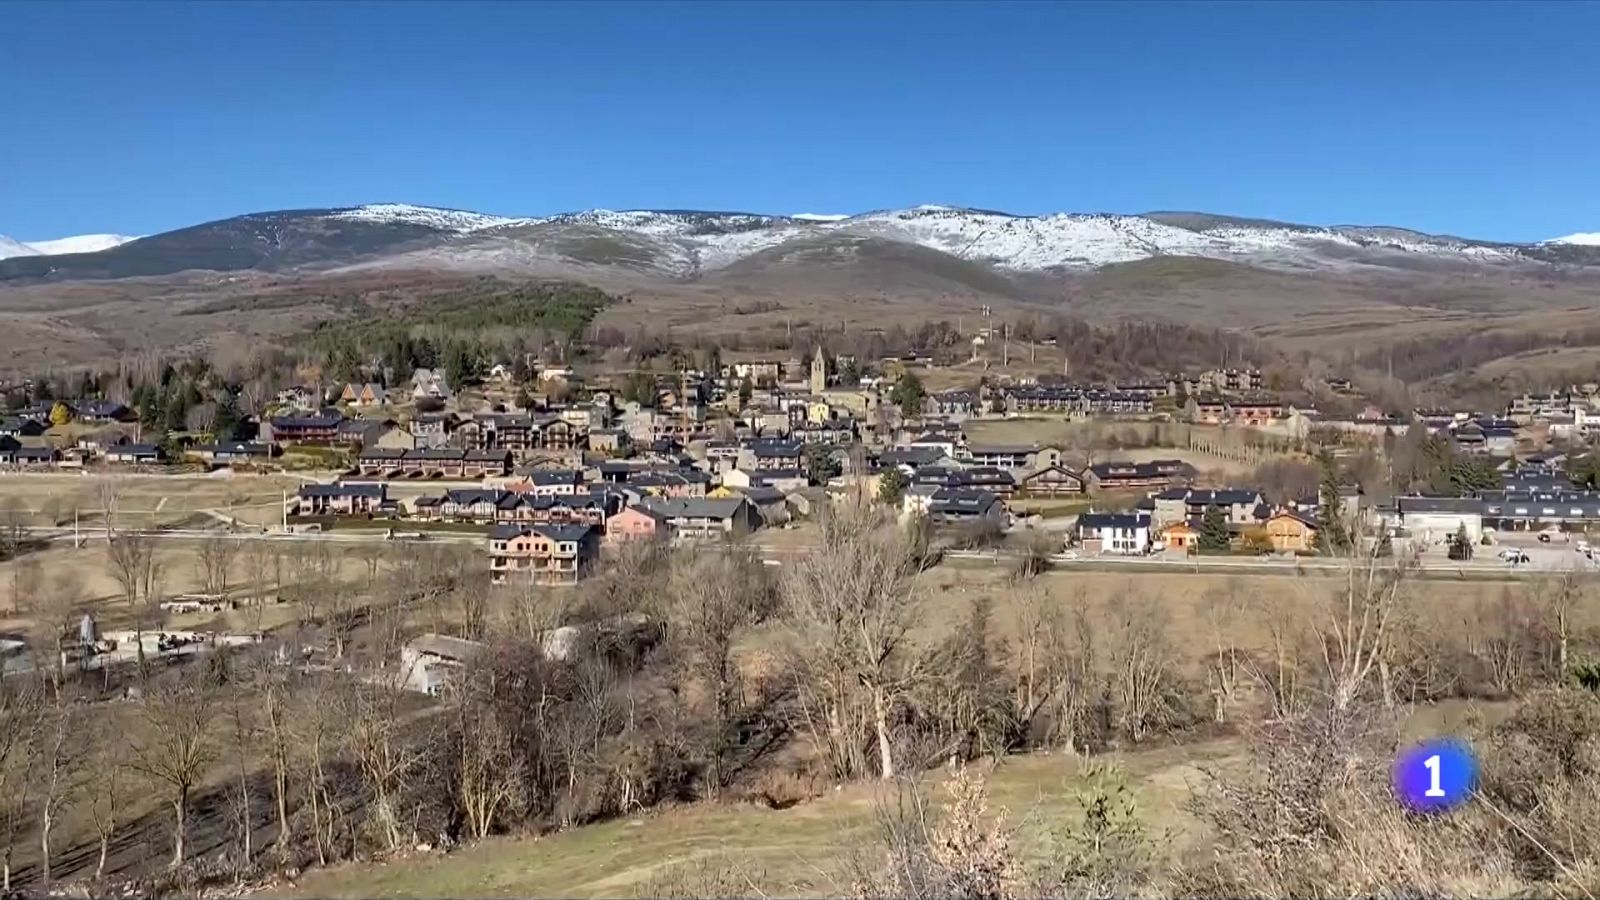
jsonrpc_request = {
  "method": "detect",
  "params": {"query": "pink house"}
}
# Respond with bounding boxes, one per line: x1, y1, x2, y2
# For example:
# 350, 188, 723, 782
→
605, 505, 662, 544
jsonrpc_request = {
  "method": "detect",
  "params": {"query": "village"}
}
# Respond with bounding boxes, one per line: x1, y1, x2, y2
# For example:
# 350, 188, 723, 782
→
4, 342, 1600, 592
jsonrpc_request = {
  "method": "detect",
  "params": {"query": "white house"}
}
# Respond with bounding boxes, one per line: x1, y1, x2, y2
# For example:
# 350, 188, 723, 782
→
1076, 512, 1152, 555
1373, 496, 1484, 546
399, 633, 482, 695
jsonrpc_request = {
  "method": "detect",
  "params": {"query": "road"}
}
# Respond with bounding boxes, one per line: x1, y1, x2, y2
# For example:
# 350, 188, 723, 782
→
22, 519, 1594, 580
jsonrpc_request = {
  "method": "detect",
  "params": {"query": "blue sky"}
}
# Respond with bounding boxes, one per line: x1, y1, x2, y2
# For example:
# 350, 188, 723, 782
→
2, 1, 1596, 242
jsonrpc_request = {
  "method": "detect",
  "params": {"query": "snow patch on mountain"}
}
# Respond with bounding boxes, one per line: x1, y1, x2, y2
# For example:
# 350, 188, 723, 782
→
329, 203, 532, 233
0, 237, 36, 260
1549, 233, 1600, 247
793, 213, 849, 222
0, 233, 139, 259
23, 234, 139, 255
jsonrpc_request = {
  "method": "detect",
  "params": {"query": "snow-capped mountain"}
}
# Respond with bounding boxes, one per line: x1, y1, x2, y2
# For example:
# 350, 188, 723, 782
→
392, 203, 1554, 276
1549, 232, 1600, 247
328, 203, 532, 233
3, 202, 1596, 284
0, 237, 35, 261
0, 233, 139, 260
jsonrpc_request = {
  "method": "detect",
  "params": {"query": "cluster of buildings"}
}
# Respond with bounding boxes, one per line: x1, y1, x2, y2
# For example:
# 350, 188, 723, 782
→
1372, 460, 1600, 546
1072, 485, 1352, 557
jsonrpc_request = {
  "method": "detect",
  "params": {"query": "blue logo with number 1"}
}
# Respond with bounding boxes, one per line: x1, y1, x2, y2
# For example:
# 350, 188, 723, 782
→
1393, 739, 1476, 812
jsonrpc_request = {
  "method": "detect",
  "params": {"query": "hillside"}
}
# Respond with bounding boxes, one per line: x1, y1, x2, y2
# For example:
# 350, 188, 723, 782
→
6, 202, 1600, 378
7, 202, 1600, 286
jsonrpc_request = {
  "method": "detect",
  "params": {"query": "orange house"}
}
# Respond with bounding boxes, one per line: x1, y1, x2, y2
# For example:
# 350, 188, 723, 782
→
604, 505, 663, 545
1265, 510, 1319, 553
1162, 521, 1199, 551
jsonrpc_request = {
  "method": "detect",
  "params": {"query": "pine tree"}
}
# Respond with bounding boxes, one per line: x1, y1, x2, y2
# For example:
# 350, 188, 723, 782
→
1315, 452, 1351, 553
804, 444, 841, 485
890, 371, 926, 418
1447, 523, 1473, 561
1199, 504, 1230, 552
213, 391, 241, 440
878, 467, 909, 506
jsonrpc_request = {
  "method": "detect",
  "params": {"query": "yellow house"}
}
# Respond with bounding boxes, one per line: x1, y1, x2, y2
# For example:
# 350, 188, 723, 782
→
1162, 521, 1199, 552
807, 400, 834, 424
708, 485, 738, 499
1265, 510, 1319, 553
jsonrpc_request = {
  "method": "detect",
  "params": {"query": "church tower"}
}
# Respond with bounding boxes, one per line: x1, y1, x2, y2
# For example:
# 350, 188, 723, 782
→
810, 345, 828, 395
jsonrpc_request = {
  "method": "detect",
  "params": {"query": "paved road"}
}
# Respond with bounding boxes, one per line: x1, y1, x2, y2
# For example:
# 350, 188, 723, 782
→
24, 521, 1594, 580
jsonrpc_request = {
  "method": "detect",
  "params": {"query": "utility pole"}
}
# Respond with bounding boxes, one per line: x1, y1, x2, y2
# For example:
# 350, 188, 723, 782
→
281, 490, 288, 532
1003, 322, 1011, 368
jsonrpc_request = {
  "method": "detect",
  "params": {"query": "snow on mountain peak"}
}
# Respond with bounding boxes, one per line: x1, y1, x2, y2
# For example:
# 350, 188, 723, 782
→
0, 233, 140, 259
329, 203, 532, 233
792, 213, 849, 222
1549, 232, 1600, 247
0, 237, 36, 260
22, 234, 139, 255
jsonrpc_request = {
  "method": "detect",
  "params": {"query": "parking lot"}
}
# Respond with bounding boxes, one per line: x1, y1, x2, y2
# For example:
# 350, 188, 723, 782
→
1420, 529, 1600, 573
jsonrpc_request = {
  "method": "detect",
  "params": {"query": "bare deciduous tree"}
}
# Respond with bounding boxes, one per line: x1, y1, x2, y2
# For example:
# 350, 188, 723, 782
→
1105, 595, 1181, 743
785, 501, 923, 780
126, 667, 220, 867
106, 532, 161, 608
0, 677, 43, 891
450, 670, 528, 840
1535, 572, 1585, 678
348, 680, 422, 852
670, 550, 771, 793
196, 535, 240, 596
86, 716, 123, 879
94, 477, 122, 540
1313, 549, 1412, 714
36, 688, 87, 888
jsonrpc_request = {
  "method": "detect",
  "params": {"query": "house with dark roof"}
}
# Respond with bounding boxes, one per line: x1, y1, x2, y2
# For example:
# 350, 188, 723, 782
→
186, 440, 277, 465
629, 468, 712, 498
105, 443, 164, 465
878, 445, 956, 473
743, 438, 804, 471
1481, 490, 1600, 531
1019, 464, 1086, 496
1077, 511, 1152, 555
75, 399, 133, 423
1265, 509, 1319, 553
488, 522, 599, 585
7, 444, 60, 467
0, 417, 47, 439
297, 482, 387, 516
1084, 460, 1195, 493
264, 409, 345, 444
523, 468, 583, 496
640, 497, 761, 542
1373, 496, 1485, 544
927, 488, 1005, 526
1150, 488, 1267, 528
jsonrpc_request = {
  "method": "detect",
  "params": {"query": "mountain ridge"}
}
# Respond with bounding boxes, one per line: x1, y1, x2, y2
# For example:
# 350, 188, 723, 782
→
2, 202, 1597, 284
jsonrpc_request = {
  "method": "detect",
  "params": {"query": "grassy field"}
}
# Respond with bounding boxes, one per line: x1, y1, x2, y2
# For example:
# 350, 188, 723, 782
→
267, 694, 1506, 899
0, 539, 383, 635
270, 738, 1235, 899
0, 472, 305, 528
